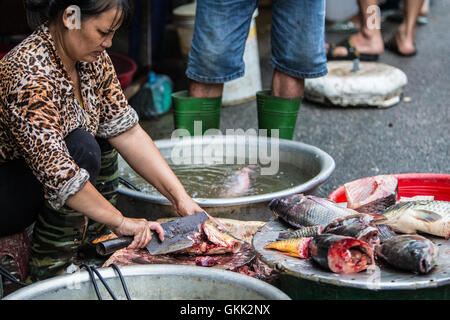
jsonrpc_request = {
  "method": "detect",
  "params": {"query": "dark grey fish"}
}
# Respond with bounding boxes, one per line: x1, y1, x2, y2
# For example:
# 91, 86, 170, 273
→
277, 225, 323, 240
269, 194, 355, 228
375, 235, 439, 274
375, 224, 397, 243
322, 214, 380, 247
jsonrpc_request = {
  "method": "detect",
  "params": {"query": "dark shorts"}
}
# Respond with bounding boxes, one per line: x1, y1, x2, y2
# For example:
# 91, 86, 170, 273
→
186, 0, 328, 83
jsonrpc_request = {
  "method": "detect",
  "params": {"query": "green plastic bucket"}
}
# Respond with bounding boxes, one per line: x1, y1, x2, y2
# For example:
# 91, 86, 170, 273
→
256, 90, 302, 140
172, 90, 221, 136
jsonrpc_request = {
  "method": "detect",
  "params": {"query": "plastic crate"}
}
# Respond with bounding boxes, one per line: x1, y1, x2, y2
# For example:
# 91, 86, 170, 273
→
328, 173, 450, 202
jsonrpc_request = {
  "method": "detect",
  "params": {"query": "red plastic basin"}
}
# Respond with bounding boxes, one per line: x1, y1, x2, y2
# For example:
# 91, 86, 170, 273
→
108, 52, 137, 90
328, 173, 450, 203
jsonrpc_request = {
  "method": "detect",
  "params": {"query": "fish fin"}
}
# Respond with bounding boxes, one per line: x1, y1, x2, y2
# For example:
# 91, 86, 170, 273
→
280, 252, 303, 258
412, 210, 443, 222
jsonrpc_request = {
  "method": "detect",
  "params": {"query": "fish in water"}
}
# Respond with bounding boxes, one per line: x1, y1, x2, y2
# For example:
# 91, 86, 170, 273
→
277, 225, 323, 240
309, 234, 374, 274
269, 194, 356, 228
376, 200, 450, 239
344, 175, 398, 214
221, 165, 258, 198
177, 220, 244, 255
375, 235, 439, 274
322, 214, 380, 248
264, 237, 312, 259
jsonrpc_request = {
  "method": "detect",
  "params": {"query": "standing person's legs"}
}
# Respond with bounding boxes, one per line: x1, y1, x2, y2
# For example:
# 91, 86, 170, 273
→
186, 0, 258, 97
391, 0, 424, 55
328, 0, 384, 58
256, 0, 326, 140
172, 0, 258, 135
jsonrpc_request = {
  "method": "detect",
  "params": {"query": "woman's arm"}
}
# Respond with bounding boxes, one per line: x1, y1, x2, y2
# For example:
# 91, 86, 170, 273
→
109, 124, 204, 216
65, 181, 164, 248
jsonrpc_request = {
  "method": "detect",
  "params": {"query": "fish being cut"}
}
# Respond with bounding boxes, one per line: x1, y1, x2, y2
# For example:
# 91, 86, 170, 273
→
377, 200, 450, 239
344, 175, 398, 214
264, 237, 312, 258
322, 214, 380, 248
375, 235, 439, 274
269, 194, 355, 228
309, 234, 374, 273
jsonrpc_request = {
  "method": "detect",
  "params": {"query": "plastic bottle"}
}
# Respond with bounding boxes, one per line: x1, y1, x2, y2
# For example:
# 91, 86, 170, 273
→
130, 71, 173, 119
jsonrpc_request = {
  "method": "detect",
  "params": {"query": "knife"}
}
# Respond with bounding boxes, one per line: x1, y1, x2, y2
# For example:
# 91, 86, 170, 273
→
96, 212, 209, 256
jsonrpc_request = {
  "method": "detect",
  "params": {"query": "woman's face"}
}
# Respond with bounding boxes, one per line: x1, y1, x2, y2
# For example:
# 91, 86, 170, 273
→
63, 7, 123, 63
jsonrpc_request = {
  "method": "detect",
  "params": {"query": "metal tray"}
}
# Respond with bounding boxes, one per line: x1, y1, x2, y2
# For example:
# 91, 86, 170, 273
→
253, 220, 450, 291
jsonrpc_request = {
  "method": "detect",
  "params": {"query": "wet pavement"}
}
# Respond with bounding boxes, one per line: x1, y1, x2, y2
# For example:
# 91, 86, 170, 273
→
140, 1, 449, 199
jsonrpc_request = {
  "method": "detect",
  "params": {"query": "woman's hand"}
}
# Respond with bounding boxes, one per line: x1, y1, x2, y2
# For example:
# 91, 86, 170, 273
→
173, 194, 204, 217
173, 195, 228, 230
111, 217, 165, 249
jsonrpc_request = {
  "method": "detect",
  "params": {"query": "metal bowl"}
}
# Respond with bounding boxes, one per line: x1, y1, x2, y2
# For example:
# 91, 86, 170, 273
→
3, 265, 290, 300
118, 135, 335, 221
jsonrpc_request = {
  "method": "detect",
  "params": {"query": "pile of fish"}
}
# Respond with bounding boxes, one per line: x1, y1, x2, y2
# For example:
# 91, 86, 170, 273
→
264, 175, 450, 275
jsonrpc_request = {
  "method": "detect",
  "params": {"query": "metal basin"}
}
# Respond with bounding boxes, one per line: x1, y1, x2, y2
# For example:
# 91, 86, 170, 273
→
3, 265, 290, 300
118, 135, 335, 221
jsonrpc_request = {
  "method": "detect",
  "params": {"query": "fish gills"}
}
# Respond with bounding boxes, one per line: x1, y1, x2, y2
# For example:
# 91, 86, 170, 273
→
323, 214, 380, 247
309, 234, 374, 273
380, 200, 450, 239
264, 238, 312, 259
375, 235, 439, 274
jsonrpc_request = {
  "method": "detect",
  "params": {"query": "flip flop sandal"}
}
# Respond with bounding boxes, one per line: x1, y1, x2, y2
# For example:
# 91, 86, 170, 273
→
327, 38, 379, 61
385, 37, 417, 57
326, 20, 359, 34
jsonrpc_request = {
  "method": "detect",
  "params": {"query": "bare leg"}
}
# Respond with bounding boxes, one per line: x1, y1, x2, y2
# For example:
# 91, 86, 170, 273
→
271, 69, 304, 98
394, 0, 424, 55
328, 0, 384, 57
189, 80, 224, 98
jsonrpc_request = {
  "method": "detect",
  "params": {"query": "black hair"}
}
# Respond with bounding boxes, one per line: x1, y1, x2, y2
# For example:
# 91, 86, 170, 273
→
24, 0, 130, 30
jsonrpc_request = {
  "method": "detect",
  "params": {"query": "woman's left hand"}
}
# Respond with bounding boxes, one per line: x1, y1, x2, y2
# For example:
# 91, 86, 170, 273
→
173, 195, 204, 217
173, 195, 229, 230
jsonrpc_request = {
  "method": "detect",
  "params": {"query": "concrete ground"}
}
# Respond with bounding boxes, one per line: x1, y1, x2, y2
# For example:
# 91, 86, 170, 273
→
139, 1, 449, 199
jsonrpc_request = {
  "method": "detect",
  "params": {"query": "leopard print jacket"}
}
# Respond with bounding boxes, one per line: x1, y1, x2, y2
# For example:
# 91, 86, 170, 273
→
0, 24, 139, 209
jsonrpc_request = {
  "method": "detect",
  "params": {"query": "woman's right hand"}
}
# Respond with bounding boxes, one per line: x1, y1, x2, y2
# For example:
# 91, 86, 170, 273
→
111, 217, 165, 249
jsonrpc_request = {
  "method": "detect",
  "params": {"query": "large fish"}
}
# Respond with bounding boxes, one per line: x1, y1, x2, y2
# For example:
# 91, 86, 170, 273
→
264, 237, 312, 258
269, 194, 355, 228
344, 175, 398, 214
376, 200, 450, 239
375, 235, 439, 274
322, 214, 380, 248
309, 234, 374, 274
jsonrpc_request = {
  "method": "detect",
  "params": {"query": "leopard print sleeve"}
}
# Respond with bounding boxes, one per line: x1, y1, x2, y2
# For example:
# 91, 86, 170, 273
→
96, 52, 139, 139
3, 78, 90, 210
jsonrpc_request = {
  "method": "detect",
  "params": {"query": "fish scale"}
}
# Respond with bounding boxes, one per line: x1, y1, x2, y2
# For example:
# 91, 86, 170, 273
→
270, 194, 354, 228
379, 200, 450, 238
